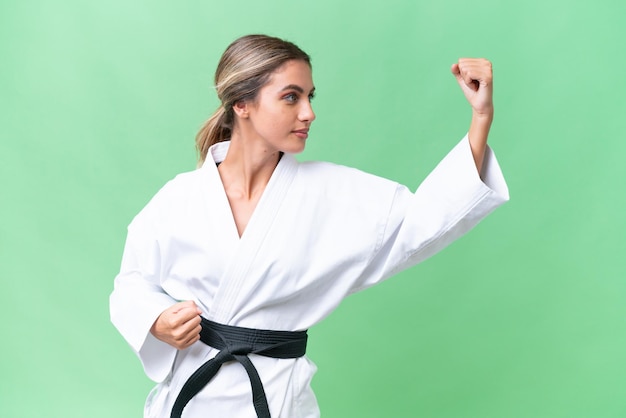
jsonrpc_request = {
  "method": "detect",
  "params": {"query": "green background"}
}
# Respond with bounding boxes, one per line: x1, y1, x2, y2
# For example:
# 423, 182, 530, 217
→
2, 1, 625, 417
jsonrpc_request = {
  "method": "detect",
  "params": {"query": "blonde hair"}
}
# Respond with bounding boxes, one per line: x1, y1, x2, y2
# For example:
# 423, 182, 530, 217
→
196, 34, 311, 164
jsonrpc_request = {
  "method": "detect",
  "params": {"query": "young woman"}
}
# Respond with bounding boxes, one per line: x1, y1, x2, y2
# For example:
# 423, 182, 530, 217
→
110, 34, 509, 418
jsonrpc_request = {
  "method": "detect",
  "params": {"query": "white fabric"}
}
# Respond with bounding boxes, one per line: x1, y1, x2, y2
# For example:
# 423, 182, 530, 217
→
110, 135, 509, 418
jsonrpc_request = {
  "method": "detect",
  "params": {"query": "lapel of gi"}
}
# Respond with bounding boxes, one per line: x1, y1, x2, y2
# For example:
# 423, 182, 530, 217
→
204, 145, 299, 324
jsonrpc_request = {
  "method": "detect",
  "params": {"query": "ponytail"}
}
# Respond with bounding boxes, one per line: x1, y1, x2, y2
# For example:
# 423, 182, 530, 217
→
196, 105, 232, 166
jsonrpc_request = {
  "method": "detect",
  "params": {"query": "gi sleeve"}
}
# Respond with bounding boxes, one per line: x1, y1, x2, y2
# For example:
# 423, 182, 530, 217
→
352, 134, 509, 292
109, 205, 178, 382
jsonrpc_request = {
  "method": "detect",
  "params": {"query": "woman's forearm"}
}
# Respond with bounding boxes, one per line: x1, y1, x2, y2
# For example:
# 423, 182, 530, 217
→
468, 109, 494, 173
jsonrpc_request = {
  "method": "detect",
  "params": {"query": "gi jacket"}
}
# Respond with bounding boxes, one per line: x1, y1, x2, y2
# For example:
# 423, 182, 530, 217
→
110, 135, 509, 418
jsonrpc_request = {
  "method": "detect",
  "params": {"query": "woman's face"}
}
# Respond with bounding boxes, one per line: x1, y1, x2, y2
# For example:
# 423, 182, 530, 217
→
240, 59, 316, 154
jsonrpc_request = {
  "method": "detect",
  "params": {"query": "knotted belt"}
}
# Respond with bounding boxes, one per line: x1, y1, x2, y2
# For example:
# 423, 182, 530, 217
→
170, 318, 308, 418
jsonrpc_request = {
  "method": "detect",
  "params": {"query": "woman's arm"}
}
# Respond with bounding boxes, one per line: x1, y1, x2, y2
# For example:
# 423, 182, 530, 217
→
451, 58, 494, 173
110, 209, 182, 382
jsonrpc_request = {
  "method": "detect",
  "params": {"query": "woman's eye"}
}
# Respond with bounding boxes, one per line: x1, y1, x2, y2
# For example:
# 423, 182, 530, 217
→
284, 93, 298, 103
309, 92, 316, 101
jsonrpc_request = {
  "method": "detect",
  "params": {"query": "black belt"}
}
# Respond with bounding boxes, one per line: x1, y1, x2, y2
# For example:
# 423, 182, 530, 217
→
170, 318, 308, 418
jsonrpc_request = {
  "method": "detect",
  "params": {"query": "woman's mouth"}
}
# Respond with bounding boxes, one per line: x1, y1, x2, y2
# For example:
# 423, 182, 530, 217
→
292, 129, 309, 139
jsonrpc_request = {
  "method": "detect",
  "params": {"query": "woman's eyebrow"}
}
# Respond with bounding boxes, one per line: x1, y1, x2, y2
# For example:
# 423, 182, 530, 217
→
280, 84, 315, 94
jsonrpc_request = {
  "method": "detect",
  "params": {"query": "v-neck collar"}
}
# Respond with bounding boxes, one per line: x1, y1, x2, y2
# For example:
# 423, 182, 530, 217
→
201, 141, 299, 323
201, 141, 298, 242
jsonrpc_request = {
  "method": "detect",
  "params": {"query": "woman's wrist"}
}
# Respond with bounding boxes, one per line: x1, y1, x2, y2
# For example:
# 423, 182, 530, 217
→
471, 108, 494, 125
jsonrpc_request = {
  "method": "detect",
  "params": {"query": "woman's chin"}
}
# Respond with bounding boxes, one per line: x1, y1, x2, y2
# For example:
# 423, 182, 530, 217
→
282, 140, 307, 154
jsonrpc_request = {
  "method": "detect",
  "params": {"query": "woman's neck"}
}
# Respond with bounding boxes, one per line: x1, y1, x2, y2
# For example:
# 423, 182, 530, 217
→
217, 133, 281, 200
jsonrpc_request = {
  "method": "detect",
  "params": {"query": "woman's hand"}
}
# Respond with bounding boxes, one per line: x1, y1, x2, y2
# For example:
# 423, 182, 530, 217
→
451, 58, 494, 172
150, 300, 203, 350
451, 58, 494, 117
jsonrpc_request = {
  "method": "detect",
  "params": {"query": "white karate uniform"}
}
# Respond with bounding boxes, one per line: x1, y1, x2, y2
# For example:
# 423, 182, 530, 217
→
110, 135, 509, 418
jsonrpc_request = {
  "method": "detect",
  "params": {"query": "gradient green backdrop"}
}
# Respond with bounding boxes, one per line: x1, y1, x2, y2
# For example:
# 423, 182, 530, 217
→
2, 1, 625, 417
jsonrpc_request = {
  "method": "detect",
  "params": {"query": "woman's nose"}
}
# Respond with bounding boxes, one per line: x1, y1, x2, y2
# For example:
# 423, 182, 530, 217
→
299, 101, 315, 123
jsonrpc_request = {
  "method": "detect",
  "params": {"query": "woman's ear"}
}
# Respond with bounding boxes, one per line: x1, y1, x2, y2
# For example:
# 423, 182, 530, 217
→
232, 100, 249, 119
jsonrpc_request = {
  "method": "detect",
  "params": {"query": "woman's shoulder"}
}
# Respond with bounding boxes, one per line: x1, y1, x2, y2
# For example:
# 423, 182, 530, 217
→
297, 159, 399, 193
129, 169, 206, 223
293, 160, 405, 227
162, 168, 204, 192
